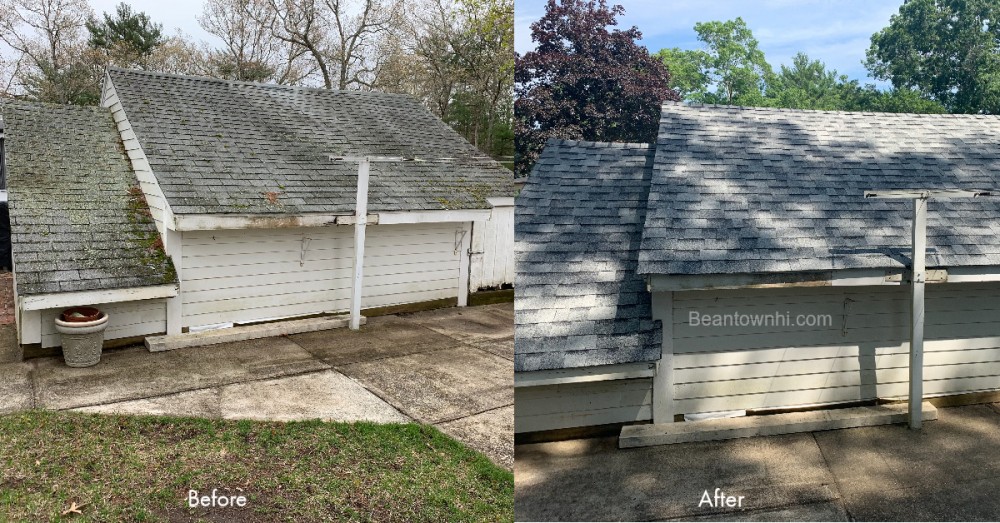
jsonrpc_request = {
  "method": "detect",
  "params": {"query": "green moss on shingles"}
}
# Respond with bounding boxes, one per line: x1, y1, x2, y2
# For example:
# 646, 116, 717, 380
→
126, 184, 177, 283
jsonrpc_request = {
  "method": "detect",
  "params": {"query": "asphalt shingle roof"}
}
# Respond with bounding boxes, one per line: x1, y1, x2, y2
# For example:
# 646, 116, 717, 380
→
640, 102, 1000, 275
515, 139, 662, 372
4, 101, 177, 296
518, 104, 1000, 371
107, 68, 514, 216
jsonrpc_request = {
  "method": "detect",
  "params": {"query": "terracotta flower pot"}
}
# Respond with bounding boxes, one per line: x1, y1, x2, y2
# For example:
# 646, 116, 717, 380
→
60, 306, 102, 323
55, 311, 109, 367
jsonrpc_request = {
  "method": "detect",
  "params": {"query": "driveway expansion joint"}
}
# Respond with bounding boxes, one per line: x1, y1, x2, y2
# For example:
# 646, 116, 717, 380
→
51, 367, 338, 412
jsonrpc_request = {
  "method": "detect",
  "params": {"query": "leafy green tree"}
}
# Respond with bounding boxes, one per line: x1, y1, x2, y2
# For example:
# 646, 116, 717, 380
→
692, 17, 772, 105
865, 0, 1000, 113
654, 47, 710, 101
844, 85, 947, 114
86, 2, 165, 68
764, 53, 851, 110
515, 0, 678, 175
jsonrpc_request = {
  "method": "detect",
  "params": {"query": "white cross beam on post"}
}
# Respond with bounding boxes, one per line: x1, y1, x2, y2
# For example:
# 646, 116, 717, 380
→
331, 155, 461, 330
864, 189, 994, 429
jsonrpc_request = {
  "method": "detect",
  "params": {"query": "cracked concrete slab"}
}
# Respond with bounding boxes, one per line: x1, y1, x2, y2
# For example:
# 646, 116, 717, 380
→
289, 315, 460, 366
408, 304, 513, 344
467, 336, 513, 361
73, 388, 221, 418
675, 501, 849, 521
0, 362, 33, 413
4, 303, 513, 471
219, 370, 409, 423
33, 337, 329, 410
340, 346, 513, 424
438, 405, 513, 470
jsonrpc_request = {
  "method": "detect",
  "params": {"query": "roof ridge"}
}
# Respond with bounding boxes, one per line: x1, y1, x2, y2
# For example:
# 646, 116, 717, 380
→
106, 66, 416, 100
661, 100, 1000, 119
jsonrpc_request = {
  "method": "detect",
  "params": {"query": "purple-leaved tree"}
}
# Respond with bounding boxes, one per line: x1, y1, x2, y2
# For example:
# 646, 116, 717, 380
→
514, 0, 678, 175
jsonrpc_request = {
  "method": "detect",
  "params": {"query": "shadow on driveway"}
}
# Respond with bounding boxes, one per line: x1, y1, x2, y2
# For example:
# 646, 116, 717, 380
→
515, 404, 1000, 521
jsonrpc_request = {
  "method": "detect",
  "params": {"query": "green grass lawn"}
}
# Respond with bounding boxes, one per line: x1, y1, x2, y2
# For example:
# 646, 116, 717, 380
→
0, 411, 513, 522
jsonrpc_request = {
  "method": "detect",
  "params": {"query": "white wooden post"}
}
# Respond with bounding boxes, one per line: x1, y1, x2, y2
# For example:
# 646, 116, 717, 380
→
349, 157, 370, 330
457, 224, 471, 307
910, 197, 927, 429
650, 291, 674, 423
164, 228, 182, 335
863, 189, 986, 430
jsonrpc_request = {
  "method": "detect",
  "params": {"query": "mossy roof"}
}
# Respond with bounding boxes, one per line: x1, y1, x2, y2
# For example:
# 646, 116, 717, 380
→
4, 101, 177, 296
107, 68, 515, 215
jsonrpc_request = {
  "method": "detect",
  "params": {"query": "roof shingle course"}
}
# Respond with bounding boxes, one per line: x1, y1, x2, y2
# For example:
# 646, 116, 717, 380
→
4, 101, 177, 296
515, 138, 662, 372
107, 68, 513, 216
640, 102, 1000, 275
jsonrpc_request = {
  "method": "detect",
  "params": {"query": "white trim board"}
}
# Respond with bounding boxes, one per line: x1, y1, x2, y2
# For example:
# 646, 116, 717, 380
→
648, 266, 1000, 292
21, 284, 178, 311
515, 361, 656, 388
172, 213, 362, 231
171, 209, 492, 231
377, 209, 491, 224
486, 197, 514, 207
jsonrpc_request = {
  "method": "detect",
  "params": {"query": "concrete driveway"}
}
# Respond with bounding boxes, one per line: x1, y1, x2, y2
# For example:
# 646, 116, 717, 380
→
516, 403, 1000, 521
0, 303, 513, 470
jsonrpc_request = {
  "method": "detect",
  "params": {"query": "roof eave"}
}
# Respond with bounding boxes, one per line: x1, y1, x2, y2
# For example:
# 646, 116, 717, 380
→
646, 265, 1000, 292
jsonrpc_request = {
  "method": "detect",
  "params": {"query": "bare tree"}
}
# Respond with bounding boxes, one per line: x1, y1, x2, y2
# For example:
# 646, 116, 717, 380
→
324, 0, 401, 89
0, 0, 94, 102
199, 0, 313, 83
257, 0, 332, 87
253, 0, 401, 90
405, 0, 462, 117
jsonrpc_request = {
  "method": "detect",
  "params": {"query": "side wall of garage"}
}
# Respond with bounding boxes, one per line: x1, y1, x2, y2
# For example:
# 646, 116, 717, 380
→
179, 223, 466, 329
515, 281, 1000, 433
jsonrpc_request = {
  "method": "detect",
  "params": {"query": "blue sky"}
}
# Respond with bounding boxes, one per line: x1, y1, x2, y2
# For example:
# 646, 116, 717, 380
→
515, 0, 904, 86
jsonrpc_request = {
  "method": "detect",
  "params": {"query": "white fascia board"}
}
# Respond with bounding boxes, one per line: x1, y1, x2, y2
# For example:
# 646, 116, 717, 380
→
173, 213, 369, 231
514, 361, 656, 388
21, 284, 179, 311
647, 269, 904, 292
649, 266, 1000, 291
377, 209, 491, 224
486, 197, 515, 207
943, 266, 1000, 283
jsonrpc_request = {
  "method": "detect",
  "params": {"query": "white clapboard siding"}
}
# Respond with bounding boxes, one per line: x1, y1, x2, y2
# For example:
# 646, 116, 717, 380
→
180, 223, 463, 328
667, 282, 1000, 416
102, 79, 170, 235
40, 299, 167, 348
515, 378, 653, 433
470, 205, 514, 291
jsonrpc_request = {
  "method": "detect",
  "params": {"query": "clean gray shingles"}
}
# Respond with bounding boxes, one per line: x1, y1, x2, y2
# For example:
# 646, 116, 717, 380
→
515, 139, 662, 372
108, 68, 514, 216
640, 102, 1000, 275
518, 105, 1000, 373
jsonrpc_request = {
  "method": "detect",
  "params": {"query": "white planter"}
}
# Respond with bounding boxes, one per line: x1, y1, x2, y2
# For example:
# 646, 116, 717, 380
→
54, 313, 109, 367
